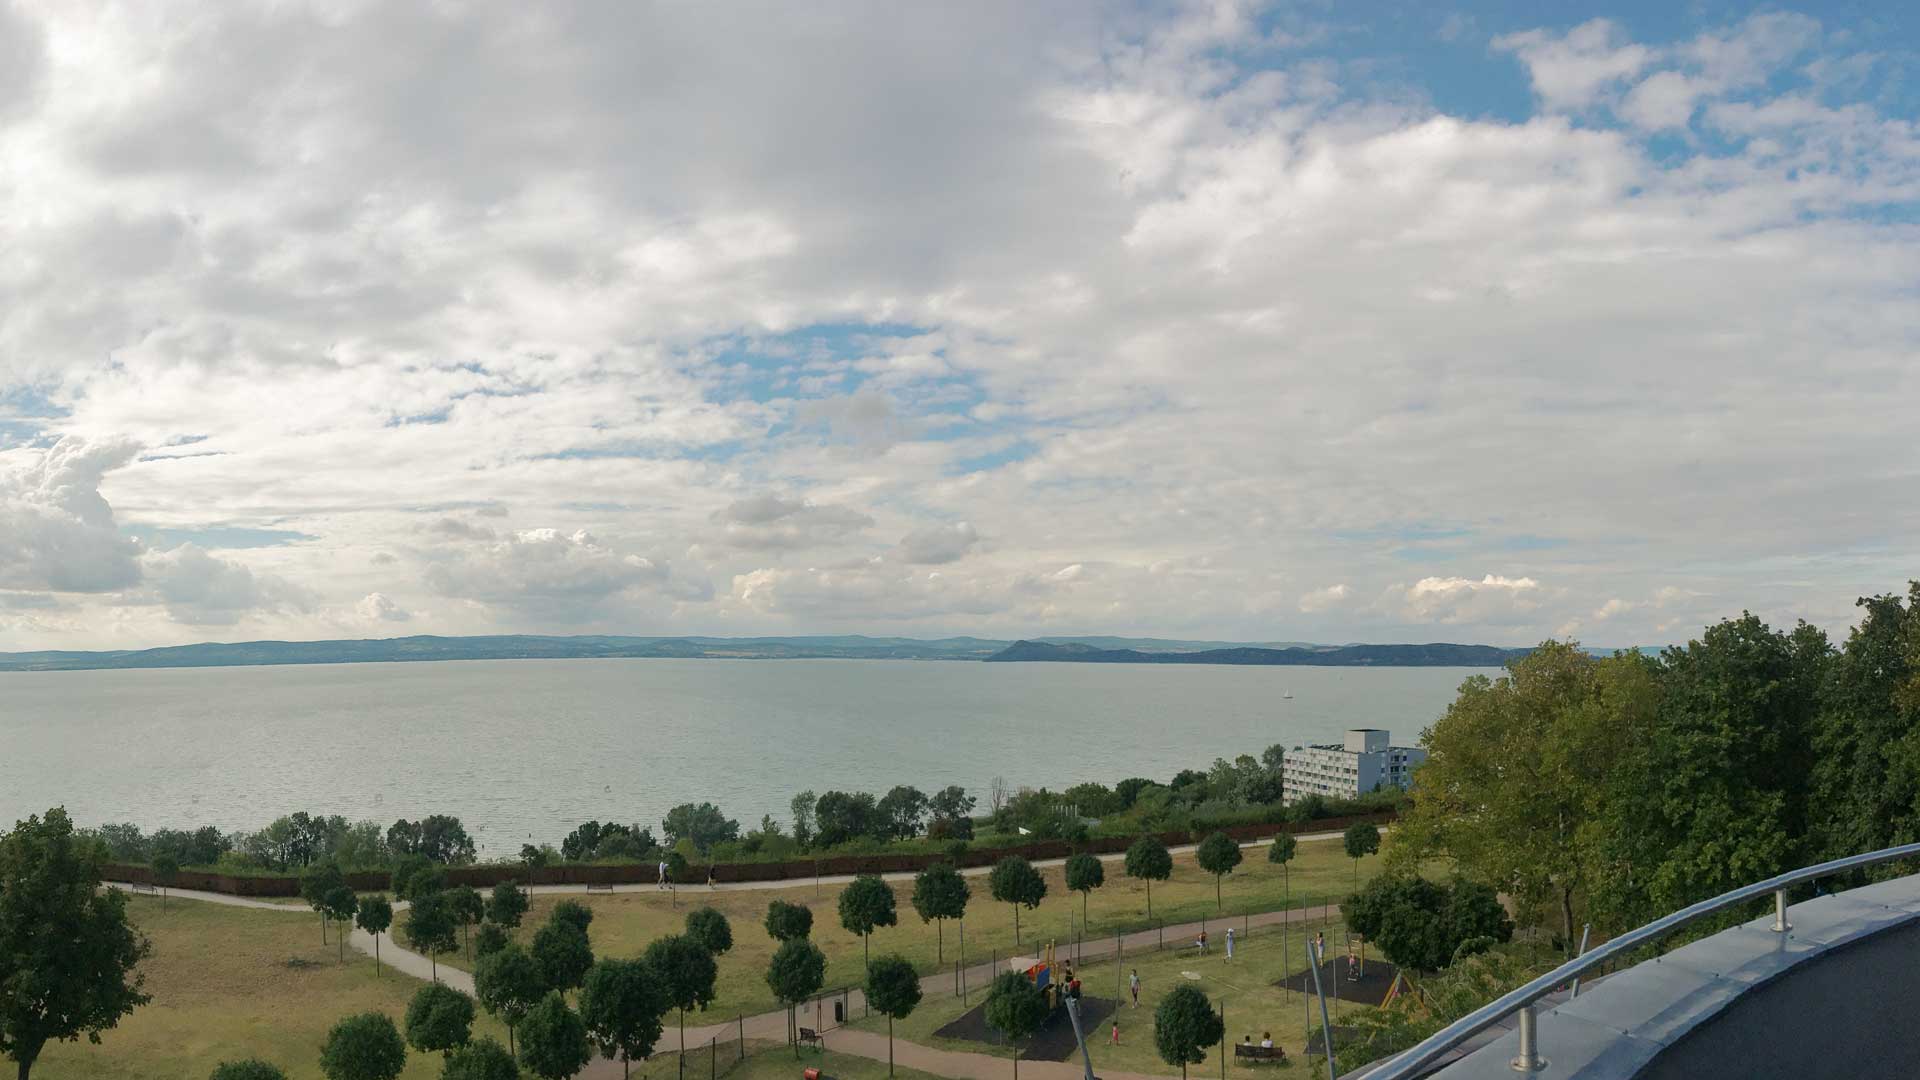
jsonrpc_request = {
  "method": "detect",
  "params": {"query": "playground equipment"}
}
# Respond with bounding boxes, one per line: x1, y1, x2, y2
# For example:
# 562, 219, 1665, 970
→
1009, 941, 1080, 1010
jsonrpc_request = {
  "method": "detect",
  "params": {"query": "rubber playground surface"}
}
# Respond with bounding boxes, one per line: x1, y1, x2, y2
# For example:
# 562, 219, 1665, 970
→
1274, 956, 1401, 1006
933, 996, 1120, 1061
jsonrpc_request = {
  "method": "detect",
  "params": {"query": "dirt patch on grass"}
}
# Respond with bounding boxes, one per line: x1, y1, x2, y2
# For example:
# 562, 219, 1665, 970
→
932, 996, 1117, 1061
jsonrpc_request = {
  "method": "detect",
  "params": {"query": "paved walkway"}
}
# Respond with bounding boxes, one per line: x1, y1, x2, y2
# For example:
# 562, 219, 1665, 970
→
108, 830, 1363, 1080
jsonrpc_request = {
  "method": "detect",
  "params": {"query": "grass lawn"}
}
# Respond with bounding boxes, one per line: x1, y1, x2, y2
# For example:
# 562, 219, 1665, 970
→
29, 894, 512, 1080
848, 912, 1366, 1077
454, 835, 1387, 1022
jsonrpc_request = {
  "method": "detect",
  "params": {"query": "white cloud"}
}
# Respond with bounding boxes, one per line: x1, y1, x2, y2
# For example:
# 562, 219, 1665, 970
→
356, 591, 411, 623
1297, 584, 1351, 614
0, 437, 143, 593
1494, 19, 1652, 111
424, 528, 708, 623
1394, 575, 1543, 625
711, 495, 874, 551
898, 522, 980, 565
139, 544, 309, 625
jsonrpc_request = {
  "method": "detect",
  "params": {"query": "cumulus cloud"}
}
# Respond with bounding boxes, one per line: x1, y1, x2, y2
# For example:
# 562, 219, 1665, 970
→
1297, 584, 1351, 614
0, 437, 143, 593
1495, 19, 1652, 111
139, 544, 309, 625
425, 528, 708, 622
1394, 575, 1543, 625
711, 495, 874, 551
356, 592, 411, 623
898, 522, 980, 565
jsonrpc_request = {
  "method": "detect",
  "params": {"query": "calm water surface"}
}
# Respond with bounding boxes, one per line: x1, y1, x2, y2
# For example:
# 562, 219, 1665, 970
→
0, 658, 1493, 856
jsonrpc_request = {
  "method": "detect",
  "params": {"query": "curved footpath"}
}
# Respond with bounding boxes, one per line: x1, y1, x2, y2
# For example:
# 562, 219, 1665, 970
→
106, 829, 1364, 1080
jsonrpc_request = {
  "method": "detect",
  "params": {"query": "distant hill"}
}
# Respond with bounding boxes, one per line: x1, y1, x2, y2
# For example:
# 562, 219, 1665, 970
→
984, 640, 1531, 667
0, 632, 1552, 673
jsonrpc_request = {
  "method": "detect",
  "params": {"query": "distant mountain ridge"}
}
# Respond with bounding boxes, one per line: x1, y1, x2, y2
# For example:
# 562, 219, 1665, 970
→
0, 633, 1539, 673
983, 640, 1532, 667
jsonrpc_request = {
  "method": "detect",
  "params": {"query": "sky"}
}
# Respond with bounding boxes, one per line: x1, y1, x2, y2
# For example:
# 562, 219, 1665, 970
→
0, 0, 1916, 652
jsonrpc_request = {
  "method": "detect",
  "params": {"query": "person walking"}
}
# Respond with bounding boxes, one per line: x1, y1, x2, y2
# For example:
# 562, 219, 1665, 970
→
657, 859, 668, 890
1225, 926, 1234, 961
1198, 929, 1209, 954
1129, 969, 1141, 1007
1111, 1021, 1121, 1046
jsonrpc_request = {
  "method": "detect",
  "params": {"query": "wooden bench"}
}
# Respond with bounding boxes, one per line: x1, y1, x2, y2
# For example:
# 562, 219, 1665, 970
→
1234, 1044, 1285, 1064
797, 1027, 824, 1051
585, 882, 615, 894
128, 882, 157, 894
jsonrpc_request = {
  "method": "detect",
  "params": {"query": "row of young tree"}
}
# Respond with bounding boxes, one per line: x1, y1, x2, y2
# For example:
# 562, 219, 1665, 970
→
1387, 583, 1920, 953
88, 812, 478, 872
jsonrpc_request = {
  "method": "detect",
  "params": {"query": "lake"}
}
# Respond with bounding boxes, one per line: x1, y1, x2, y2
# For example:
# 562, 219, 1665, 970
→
0, 658, 1494, 856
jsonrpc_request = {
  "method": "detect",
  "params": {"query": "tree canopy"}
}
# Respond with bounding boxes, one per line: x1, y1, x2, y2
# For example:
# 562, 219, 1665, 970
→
1124, 835, 1173, 917
765, 938, 827, 1057
1345, 875, 1512, 972
1064, 852, 1105, 927
865, 954, 923, 1077
579, 958, 667, 1079
983, 971, 1047, 1079
473, 944, 548, 1055
531, 918, 595, 993
764, 899, 814, 942
515, 992, 591, 1080
910, 861, 970, 964
685, 907, 733, 956
318, 1012, 407, 1080
643, 933, 718, 1048
661, 803, 739, 854
1153, 984, 1225, 1080
210, 1060, 287, 1080
989, 856, 1047, 945
404, 982, 475, 1058
487, 880, 530, 928
1194, 832, 1242, 909
0, 808, 151, 1080
440, 1038, 519, 1080
838, 875, 899, 966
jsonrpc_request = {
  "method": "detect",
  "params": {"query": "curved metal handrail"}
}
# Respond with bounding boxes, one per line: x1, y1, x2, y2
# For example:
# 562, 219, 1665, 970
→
1362, 840, 1920, 1080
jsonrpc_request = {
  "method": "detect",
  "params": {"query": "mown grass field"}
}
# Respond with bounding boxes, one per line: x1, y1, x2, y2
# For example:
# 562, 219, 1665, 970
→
459, 834, 1387, 1021
850, 912, 1358, 1076
30, 895, 512, 1080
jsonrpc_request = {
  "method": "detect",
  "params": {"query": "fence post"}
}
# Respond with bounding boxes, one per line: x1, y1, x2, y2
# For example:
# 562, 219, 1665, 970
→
710, 1036, 717, 1080
1159, 921, 1163, 950
738, 1015, 745, 1063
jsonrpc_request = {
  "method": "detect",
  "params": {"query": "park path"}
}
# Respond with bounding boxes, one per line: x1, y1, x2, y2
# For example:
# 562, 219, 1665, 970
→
108, 829, 1366, 1080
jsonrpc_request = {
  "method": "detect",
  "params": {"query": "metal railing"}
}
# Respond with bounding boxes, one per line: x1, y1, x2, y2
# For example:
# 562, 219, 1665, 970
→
1364, 841, 1920, 1079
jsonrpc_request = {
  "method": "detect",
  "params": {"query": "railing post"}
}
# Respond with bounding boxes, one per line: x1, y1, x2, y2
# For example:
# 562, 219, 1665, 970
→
1772, 888, 1791, 933
1570, 924, 1592, 998
1510, 1004, 1545, 1072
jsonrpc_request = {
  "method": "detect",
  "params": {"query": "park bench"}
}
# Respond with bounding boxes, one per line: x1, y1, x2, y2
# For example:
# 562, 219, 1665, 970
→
129, 882, 157, 894
797, 1027, 824, 1051
1234, 1044, 1285, 1065
585, 882, 615, 894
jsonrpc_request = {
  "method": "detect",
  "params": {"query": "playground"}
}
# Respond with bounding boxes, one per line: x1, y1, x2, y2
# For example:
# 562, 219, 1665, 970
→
1275, 952, 1402, 1007
931, 942, 1119, 1061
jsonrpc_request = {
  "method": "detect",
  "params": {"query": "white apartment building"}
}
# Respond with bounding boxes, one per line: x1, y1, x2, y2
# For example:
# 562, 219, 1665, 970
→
1282, 728, 1427, 803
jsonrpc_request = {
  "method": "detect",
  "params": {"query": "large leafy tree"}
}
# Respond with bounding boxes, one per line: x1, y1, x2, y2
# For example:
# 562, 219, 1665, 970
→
982, 971, 1046, 1080
877, 786, 930, 840
1194, 832, 1241, 910
404, 983, 476, 1058
988, 857, 1046, 947
1153, 985, 1224, 1080
404, 892, 461, 982
660, 803, 739, 855
1388, 641, 1659, 953
765, 939, 827, 1057
487, 880, 530, 929
531, 918, 595, 994
474, 943, 548, 1055
1345, 875, 1512, 972
516, 992, 591, 1080
643, 934, 717, 1055
865, 955, 922, 1077
1598, 614, 1829, 926
549, 901, 593, 935
1124, 836, 1173, 919
1812, 584, 1920, 861
579, 958, 667, 1079
441, 1038, 518, 1080
838, 875, 898, 968
0, 809, 151, 1080
910, 862, 970, 964
1063, 853, 1104, 930
446, 886, 487, 962
764, 899, 814, 943
318, 1012, 407, 1080
386, 816, 476, 865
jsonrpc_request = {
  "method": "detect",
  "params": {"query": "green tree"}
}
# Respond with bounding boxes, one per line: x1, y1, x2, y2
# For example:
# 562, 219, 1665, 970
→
790, 791, 818, 850
318, 1012, 407, 1080
487, 881, 530, 929
402, 865, 448, 904
515, 992, 590, 1080
530, 919, 594, 994
1063, 853, 1104, 931
982, 971, 1046, 1080
1124, 836, 1173, 919
765, 938, 827, 1057
838, 874, 898, 968
865, 955, 922, 1077
685, 907, 733, 957
209, 1060, 286, 1080
475, 922, 510, 959
387, 855, 432, 902
1194, 832, 1242, 911
405, 892, 461, 982
151, 852, 179, 910
579, 959, 666, 1080
447, 886, 487, 962
302, 861, 347, 945
404, 983, 475, 1058
909, 861, 970, 964
660, 803, 739, 854
355, 895, 393, 977
764, 899, 814, 943
474, 944, 548, 1056
1345, 875, 1513, 973
1812, 584, 1920, 861
1389, 641, 1659, 953
325, 885, 360, 963
642, 934, 717, 1056
441, 1037, 519, 1080
988, 856, 1047, 947
1153, 985, 1225, 1080
1267, 833, 1297, 912
0, 808, 151, 1080
549, 901, 593, 935
1343, 823, 1381, 892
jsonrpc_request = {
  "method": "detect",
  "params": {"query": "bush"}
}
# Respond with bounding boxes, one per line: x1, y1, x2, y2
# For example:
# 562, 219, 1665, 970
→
210, 1061, 287, 1080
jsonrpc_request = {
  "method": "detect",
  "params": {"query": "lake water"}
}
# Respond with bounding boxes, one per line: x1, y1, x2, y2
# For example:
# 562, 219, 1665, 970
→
0, 658, 1494, 857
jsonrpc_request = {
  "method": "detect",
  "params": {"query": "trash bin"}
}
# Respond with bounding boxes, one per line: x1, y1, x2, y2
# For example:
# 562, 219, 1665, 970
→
833, 1000, 845, 1024
803, 1069, 822, 1080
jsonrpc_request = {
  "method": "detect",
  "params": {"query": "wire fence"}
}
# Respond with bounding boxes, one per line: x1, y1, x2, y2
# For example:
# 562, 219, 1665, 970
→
671, 1015, 751, 1080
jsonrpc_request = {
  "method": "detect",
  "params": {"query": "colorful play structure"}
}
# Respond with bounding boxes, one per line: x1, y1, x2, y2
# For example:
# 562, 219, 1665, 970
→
1009, 941, 1077, 1009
